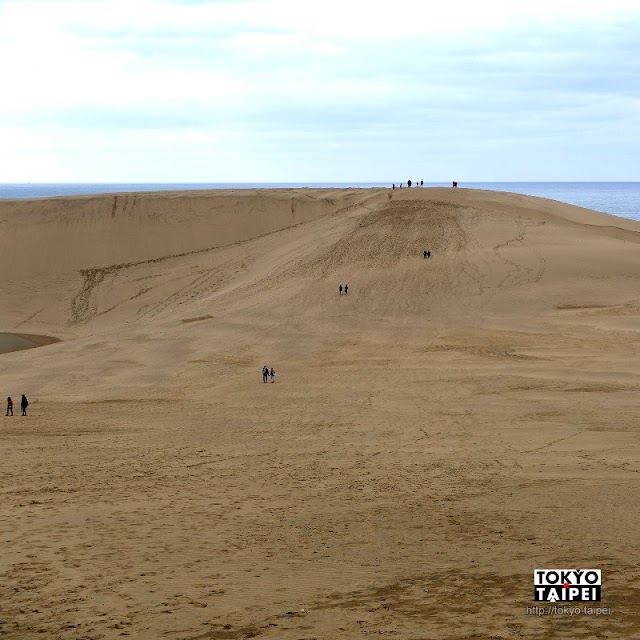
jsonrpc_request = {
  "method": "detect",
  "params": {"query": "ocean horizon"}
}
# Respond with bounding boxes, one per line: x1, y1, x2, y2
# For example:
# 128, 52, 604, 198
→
1, 182, 639, 222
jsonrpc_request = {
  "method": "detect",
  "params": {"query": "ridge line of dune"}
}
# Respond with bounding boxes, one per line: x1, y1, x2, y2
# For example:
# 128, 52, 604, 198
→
67, 191, 386, 325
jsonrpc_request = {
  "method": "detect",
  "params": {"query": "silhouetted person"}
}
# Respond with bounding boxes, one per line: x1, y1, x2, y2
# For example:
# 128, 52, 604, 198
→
420, 180, 423, 186
20, 394, 28, 416
392, 183, 395, 190
452, 181, 458, 188
262, 366, 269, 383
270, 367, 276, 383
6, 397, 12, 416
339, 284, 343, 295
344, 284, 348, 295
408, 179, 412, 187
423, 250, 427, 259
427, 250, 431, 259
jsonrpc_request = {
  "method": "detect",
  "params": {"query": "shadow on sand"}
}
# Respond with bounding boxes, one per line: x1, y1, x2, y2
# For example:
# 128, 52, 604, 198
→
0, 333, 60, 355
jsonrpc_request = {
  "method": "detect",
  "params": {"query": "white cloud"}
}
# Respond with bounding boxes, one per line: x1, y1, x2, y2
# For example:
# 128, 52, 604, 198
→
0, 0, 639, 180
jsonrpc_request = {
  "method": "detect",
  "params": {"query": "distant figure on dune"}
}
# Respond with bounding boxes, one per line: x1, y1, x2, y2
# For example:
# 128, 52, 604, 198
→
408, 180, 412, 187
423, 250, 427, 259
339, 284, 343, 295
427, 250, 431, 259
262, 366, 269, 383
452, 181, 458, 188
6, 397, 12, 416
421, 180, 424, 186
344, 284, 348, 295
270, 367, 276, 383
21, 394, 28, 416
392, 184, 395, 190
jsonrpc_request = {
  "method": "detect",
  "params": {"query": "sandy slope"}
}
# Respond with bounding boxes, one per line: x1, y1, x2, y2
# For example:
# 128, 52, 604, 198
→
1, 187, 639, 639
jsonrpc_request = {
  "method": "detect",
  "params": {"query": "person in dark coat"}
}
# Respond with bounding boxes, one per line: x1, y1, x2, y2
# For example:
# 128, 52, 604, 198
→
262, 366, 269, 383
20, 394, 28, 416
6, 397, 13, 416
339, 284, 343, 295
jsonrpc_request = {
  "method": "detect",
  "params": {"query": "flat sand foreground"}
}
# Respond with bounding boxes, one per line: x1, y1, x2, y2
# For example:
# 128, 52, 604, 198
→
0, 187, 639, 639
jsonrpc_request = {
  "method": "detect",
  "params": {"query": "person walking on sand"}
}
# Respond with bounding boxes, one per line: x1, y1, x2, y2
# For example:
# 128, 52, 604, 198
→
20, 394, 28, 416
344, 284, 348, 295
6, 397, 13, 416
262, 366, 269, 383
423, 249, 427, 259
339, 284, 343, 295
270, 367, 276, 383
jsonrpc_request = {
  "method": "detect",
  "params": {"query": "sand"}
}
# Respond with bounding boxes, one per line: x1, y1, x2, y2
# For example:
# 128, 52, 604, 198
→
0, 187, 639, 639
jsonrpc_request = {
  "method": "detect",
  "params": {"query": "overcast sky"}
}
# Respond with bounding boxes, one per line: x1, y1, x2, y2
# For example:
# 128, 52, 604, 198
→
1, 0, 638, 182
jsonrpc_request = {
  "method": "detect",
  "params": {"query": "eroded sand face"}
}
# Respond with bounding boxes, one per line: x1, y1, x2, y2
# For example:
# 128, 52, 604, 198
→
0, 188, 639, 639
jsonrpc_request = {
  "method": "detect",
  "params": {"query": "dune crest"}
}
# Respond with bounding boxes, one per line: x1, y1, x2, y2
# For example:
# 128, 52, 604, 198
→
0, 188, 371, 278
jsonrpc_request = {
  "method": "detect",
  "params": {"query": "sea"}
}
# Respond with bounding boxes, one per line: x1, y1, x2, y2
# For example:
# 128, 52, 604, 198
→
0, 182, 638, 223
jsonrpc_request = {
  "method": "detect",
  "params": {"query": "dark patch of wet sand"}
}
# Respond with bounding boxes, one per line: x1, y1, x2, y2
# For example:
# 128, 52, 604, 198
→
0, 333, 60, 355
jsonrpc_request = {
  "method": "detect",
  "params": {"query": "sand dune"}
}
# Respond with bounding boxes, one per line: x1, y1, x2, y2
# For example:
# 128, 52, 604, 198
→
1, 187, 639, 639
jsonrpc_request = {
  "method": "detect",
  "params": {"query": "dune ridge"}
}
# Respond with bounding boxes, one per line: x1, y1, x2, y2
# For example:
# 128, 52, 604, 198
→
0, 188, 370, 278
1, 187, 639, 639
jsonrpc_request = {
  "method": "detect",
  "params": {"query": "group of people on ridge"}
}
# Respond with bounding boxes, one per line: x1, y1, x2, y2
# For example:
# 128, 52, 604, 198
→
6, 395, 28, 416
392, 180, 459, 189
262, 366, 276, 383
338, 284, 349, 295
392, 180, 424, 189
